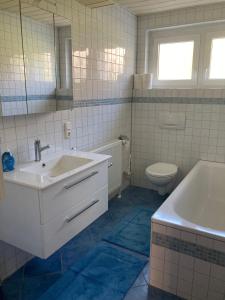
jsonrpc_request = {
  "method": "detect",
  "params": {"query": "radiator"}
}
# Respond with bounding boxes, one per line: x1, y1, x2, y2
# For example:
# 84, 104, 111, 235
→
92, 140, 122, 197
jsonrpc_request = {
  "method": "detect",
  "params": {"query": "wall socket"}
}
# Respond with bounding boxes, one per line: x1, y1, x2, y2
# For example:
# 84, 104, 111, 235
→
64, 121, 72, 139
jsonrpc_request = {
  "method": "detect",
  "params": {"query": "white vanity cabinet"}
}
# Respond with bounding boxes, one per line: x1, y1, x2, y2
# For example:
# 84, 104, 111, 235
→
0, 160, 108, 259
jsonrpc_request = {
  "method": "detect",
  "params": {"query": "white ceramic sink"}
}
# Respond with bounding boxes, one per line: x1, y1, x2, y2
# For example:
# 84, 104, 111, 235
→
20, 155, 93, 178
4, 150, 110, 189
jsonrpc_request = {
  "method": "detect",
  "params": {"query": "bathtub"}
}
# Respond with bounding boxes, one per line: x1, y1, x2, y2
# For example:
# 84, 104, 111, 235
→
153, 160, 225, 240
149, 160, 225, 300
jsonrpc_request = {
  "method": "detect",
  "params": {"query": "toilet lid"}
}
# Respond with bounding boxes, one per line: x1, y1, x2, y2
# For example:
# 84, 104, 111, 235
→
146, 163, 178, 177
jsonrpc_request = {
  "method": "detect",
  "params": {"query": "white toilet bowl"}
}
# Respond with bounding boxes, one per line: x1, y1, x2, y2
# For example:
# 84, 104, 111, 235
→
145, 162, 178, 195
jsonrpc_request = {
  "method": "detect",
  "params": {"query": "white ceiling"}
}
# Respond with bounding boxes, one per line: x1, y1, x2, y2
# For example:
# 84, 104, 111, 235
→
78, 0, 225, 15
1, 0, 224, 16
0, 0, 20, 13
76, 0, 115, 8
116, 0, 225, 15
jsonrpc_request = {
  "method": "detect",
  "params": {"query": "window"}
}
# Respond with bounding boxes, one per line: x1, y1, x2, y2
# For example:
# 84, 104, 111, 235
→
158, 41, 194, 80
209, 38, 225, 79
203, 33, 225, 86
149, 22, 225, 88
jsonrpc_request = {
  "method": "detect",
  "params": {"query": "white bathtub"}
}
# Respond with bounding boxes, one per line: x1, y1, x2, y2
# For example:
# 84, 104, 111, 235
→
152, 160, 225, 240
150, 161, 225, 299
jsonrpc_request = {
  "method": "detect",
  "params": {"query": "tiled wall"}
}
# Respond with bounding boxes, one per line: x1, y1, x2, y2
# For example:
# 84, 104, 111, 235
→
0, 0, 136, 281
131, 97, 225, 188
71, 2, 136, 101
150, 222, 225, 300
132, 2, 225, 188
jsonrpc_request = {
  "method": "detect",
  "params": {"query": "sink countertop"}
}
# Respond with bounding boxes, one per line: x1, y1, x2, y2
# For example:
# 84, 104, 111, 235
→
4, 150, 110, 190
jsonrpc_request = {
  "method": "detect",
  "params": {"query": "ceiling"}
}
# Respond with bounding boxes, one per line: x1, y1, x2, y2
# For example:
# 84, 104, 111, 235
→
78, 0, 225, 15
0, 0, 20, 13
1, 0, 224, 16
116, 0, 225, 15
76, 0, 115, 8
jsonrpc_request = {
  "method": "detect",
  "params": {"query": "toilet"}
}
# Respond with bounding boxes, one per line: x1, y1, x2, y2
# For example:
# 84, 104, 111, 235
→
145, 162, 178, 195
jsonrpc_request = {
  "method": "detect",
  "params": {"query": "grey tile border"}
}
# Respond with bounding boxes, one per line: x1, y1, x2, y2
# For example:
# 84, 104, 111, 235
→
0, 96, 132, 107
27, 95, 56, 101
73, 98, 132, 107
0, 96, 27, 102
3, 95, 225, 105
0, 95, 56, 102
152, 232, 225, 267
133, 97, 225, 105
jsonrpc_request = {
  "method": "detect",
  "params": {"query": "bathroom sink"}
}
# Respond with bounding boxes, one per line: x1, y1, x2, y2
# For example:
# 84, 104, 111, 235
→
4, 150, 110, 190
20, 155, 93, 178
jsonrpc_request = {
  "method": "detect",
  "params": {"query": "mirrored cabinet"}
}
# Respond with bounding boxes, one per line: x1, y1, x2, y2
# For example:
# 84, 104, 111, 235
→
54, 15, 73, 111
0, 0, 27, 116
0, 0, 73, 116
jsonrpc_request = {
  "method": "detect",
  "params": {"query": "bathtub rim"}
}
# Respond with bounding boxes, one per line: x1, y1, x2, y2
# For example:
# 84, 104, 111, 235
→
152, 160, 225, 242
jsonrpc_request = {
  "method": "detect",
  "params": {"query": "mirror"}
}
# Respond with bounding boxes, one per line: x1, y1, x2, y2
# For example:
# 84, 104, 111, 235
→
55, 15, 73, 111
20, 2, 73, 114
0, 0, 27, 116
20, 2, 56, 114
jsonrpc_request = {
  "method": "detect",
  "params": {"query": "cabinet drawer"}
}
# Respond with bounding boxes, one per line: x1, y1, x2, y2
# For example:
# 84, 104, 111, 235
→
39, 162, 108, 224
41, 186, 108, 258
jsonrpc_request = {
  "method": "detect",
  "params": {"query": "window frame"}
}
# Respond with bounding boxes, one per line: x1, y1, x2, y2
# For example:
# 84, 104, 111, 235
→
148, 22, 225, 89
151, 34, 200, 88
201, 31, 225, 87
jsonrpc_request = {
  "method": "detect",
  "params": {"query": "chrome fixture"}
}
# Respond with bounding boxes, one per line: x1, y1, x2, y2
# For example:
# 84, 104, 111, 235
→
34, 139, 50, 162
118, 134, 129, 145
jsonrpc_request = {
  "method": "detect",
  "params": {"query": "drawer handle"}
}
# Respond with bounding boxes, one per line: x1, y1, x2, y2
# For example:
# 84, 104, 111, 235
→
65, 199, 99, 223
108, 163, 113, 168
64, 171, 98, 190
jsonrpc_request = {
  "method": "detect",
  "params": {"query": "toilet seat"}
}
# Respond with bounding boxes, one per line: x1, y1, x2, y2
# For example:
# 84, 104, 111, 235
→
146, 162, 178, 178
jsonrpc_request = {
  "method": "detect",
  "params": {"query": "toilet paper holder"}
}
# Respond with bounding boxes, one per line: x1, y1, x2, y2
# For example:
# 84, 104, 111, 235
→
118, 135, 129, 145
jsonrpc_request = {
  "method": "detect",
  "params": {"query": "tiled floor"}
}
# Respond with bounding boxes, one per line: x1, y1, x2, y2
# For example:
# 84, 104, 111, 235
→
1, 186, 181, 300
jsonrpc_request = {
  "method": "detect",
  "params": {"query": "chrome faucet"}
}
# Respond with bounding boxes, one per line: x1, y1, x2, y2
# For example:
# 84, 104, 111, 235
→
34, 139, 50, 162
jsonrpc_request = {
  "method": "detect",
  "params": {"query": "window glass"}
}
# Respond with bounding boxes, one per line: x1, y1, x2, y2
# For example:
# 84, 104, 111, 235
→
209, 37, 225, 79
158, 41, 194, 80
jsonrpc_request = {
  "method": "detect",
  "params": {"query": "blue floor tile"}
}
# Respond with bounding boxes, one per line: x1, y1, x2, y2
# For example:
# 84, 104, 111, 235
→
21, 273, 62, 300
2, 269, 24, 300
23, 251, 62, 277
2, 186, 178, 300
40, 242, 147, 300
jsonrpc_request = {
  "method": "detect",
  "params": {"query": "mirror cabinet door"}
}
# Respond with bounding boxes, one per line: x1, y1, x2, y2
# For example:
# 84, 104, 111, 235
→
0, 0, 73, 116
54, 15, 73, 111
0, 0, 27, 116
20, 2, 57, 114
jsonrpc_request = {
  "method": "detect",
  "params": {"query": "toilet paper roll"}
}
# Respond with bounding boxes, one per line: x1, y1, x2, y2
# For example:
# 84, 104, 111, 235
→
142, 73, 153, 90
134, 73, 153, 90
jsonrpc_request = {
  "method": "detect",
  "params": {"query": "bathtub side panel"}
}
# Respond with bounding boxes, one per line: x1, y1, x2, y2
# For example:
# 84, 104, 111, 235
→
149, 221, 225, 300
